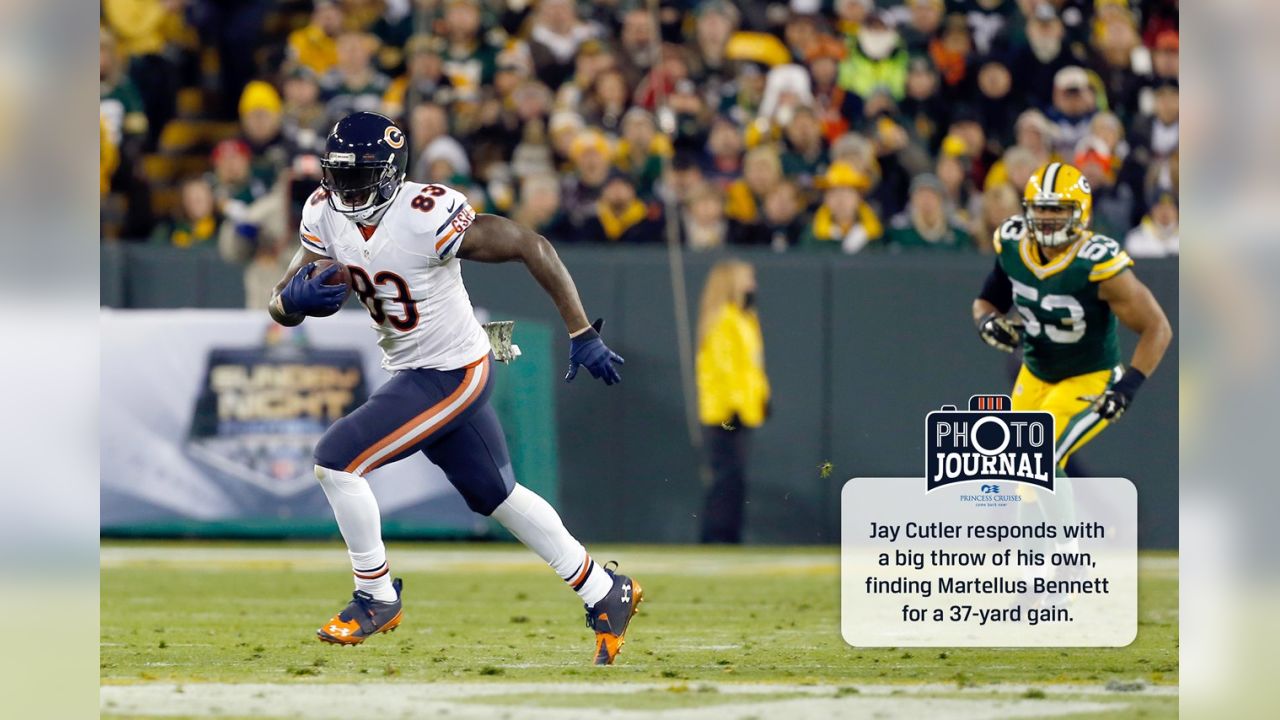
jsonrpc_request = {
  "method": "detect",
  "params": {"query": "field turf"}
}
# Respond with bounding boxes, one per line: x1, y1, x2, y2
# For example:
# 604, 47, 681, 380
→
100, 542, 1177, 718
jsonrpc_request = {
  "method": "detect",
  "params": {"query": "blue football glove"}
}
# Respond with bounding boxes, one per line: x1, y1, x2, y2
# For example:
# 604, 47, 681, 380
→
565, 318, 625, 385
280, 262, 347, 317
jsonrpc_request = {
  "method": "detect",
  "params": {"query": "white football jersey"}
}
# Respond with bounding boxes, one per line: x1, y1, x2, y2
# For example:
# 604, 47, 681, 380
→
299, 181, 492, 371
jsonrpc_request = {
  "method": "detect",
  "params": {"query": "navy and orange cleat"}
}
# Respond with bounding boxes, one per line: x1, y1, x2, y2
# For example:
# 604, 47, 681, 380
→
316, 578, 404, 645
585, 563, 644, 665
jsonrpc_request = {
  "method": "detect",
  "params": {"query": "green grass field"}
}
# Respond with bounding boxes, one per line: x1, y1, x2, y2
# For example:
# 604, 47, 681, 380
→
100, 542, 1177, 719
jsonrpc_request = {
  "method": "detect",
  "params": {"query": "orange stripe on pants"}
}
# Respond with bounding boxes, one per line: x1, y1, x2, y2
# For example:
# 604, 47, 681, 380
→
344, 356, 489, 475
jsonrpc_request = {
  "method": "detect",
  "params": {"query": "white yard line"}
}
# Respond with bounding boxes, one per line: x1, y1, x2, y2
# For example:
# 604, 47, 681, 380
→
99, 546, 840, 576
101, 681, 1166, 720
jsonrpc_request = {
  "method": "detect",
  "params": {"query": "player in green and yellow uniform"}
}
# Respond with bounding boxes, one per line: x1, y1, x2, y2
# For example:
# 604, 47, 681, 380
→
972, 162, 1172, 470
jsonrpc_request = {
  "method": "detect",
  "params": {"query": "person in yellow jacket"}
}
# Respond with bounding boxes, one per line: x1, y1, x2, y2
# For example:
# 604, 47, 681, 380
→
696, 260, 770, 543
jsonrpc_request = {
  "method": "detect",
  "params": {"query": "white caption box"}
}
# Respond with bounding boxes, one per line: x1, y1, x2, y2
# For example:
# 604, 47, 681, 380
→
842, 477, 1137, 647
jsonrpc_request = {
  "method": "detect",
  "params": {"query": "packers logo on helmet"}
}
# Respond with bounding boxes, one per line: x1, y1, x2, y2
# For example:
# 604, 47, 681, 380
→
1023, 162, 1092, 248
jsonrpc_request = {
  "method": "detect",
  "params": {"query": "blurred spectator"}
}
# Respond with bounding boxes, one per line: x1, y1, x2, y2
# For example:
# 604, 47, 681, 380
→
726, 147, 783, 224
102, 0, 192, 146
281, 69, 329, 150
615, 108, 671, 199
935, 137, 975, 221
616, 7, 659, 87
1089, 10, 1145, 124
759, 180, 807, 251
681, 184, 730, 251
973, 55, 1022, 150
321, 31, 391, 123
964, 0, 1018, 56
409, 102, 449, 179
562, 130, 613, 231
663, 154, 707, 212
582, 69, 631, 135
779, 106, 829, 188
799, 163, 882, 253
972, 181, 1022, 251
239, 81, 287, 182
784, 13, 823, 63
985, 145, 1039, 194
512, 118, 555, 179
689, 1, 740, 87
1130, 78, 1178, 160
101, 28, 153, 240
898, 56, 947, 152
807, 35, 859, 143
703, 115, 746, 186
900, 0, 945, 56
984, 109, 1058, 190
929, 14, 974, 101
1139, 29, 1178, 115
870, 115, 932, 220
833, 0, 873, 38
1075, 142, 1133, 241
155, 176, 219, 248
100, 29, 149, 163
512, 173, 572, 244
669, 78, 713, 155
212, 137, 288, 309
838, 11, 909, 102
1046, 66, 1098, 157
441, 0, 500, 100
886, 174, 975, 251
696, 259, 769, 544
752, 64, 814, 148
547, 111, 585, 170
1124, 192, 1178, 258
383, 35, 453, 120
556, 40, 614, 112
101, 115, 119, 198
287, 0, 345, 76
1011, 2, 1085, 110
190, 0, 268, 119
582, 173, 662, 244
528, 0, 599, 90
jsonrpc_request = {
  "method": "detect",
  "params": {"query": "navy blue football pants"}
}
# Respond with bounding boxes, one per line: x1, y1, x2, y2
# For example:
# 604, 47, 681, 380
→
313, 354, 516, 516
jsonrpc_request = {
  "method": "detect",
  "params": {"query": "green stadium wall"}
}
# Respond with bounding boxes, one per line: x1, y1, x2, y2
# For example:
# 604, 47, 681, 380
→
101, 245, 1179, 548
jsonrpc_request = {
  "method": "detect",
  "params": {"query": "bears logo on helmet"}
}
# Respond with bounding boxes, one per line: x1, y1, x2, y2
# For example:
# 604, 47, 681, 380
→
320, 112, 410, 223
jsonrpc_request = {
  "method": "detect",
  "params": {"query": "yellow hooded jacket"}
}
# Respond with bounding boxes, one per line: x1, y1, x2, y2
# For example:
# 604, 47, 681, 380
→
697, 304, 770, 428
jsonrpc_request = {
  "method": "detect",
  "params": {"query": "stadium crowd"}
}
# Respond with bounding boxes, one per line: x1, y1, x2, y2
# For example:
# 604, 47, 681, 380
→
101, 0, 1180, 297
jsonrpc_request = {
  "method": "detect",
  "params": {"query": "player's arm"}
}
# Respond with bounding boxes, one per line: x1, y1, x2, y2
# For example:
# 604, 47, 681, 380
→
972, 259, 1021, 353
1088, 270, 1173, 419
267, 246, 344, 327
460, 213, 625, 384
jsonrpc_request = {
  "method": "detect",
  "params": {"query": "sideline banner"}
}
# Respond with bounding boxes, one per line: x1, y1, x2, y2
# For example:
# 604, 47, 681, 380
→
100, 309, 555, 538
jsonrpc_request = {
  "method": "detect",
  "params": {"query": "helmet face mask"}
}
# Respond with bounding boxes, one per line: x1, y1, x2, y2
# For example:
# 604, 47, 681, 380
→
321, 162, 397, 220
1023, 199, 1082, 248
320, 112, 409, 223
1022, 162, 1092, 249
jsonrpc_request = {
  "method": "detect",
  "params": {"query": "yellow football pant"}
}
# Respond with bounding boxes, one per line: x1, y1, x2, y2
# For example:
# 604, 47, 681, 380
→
1010, 364, 1120, 470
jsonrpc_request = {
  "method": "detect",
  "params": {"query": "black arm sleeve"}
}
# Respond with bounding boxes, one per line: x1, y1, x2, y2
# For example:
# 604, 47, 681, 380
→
978, 259, 1013, 314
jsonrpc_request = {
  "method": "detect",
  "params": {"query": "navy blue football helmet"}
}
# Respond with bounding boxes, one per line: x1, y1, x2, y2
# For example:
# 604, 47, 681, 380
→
320, 112, 409, 222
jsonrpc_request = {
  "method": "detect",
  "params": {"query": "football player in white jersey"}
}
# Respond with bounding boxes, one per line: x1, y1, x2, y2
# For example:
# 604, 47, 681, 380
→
268, 112, 640, 665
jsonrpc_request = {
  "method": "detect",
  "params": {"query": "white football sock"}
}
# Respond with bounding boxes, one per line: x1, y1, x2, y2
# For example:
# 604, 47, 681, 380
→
315, 466, 397, 602
490, 483, 613, 607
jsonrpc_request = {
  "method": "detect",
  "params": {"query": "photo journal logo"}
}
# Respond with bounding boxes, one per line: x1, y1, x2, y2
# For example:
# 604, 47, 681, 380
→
926, 395, 1055, 493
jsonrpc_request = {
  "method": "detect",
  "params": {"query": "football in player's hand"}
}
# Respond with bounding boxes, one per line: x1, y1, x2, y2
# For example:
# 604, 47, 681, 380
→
307, 259, 351, 315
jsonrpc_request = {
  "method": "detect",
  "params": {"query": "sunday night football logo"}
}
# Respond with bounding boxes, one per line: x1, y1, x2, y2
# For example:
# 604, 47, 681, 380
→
925, 395, 1055, 492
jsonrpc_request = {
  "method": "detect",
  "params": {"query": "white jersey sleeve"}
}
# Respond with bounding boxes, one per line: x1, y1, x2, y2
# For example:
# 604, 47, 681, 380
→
299, 188, 333, 257
398, 183, 477, 263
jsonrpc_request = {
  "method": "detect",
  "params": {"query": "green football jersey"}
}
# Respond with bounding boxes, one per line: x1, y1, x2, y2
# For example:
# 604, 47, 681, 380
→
993, 215, 1134, 382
